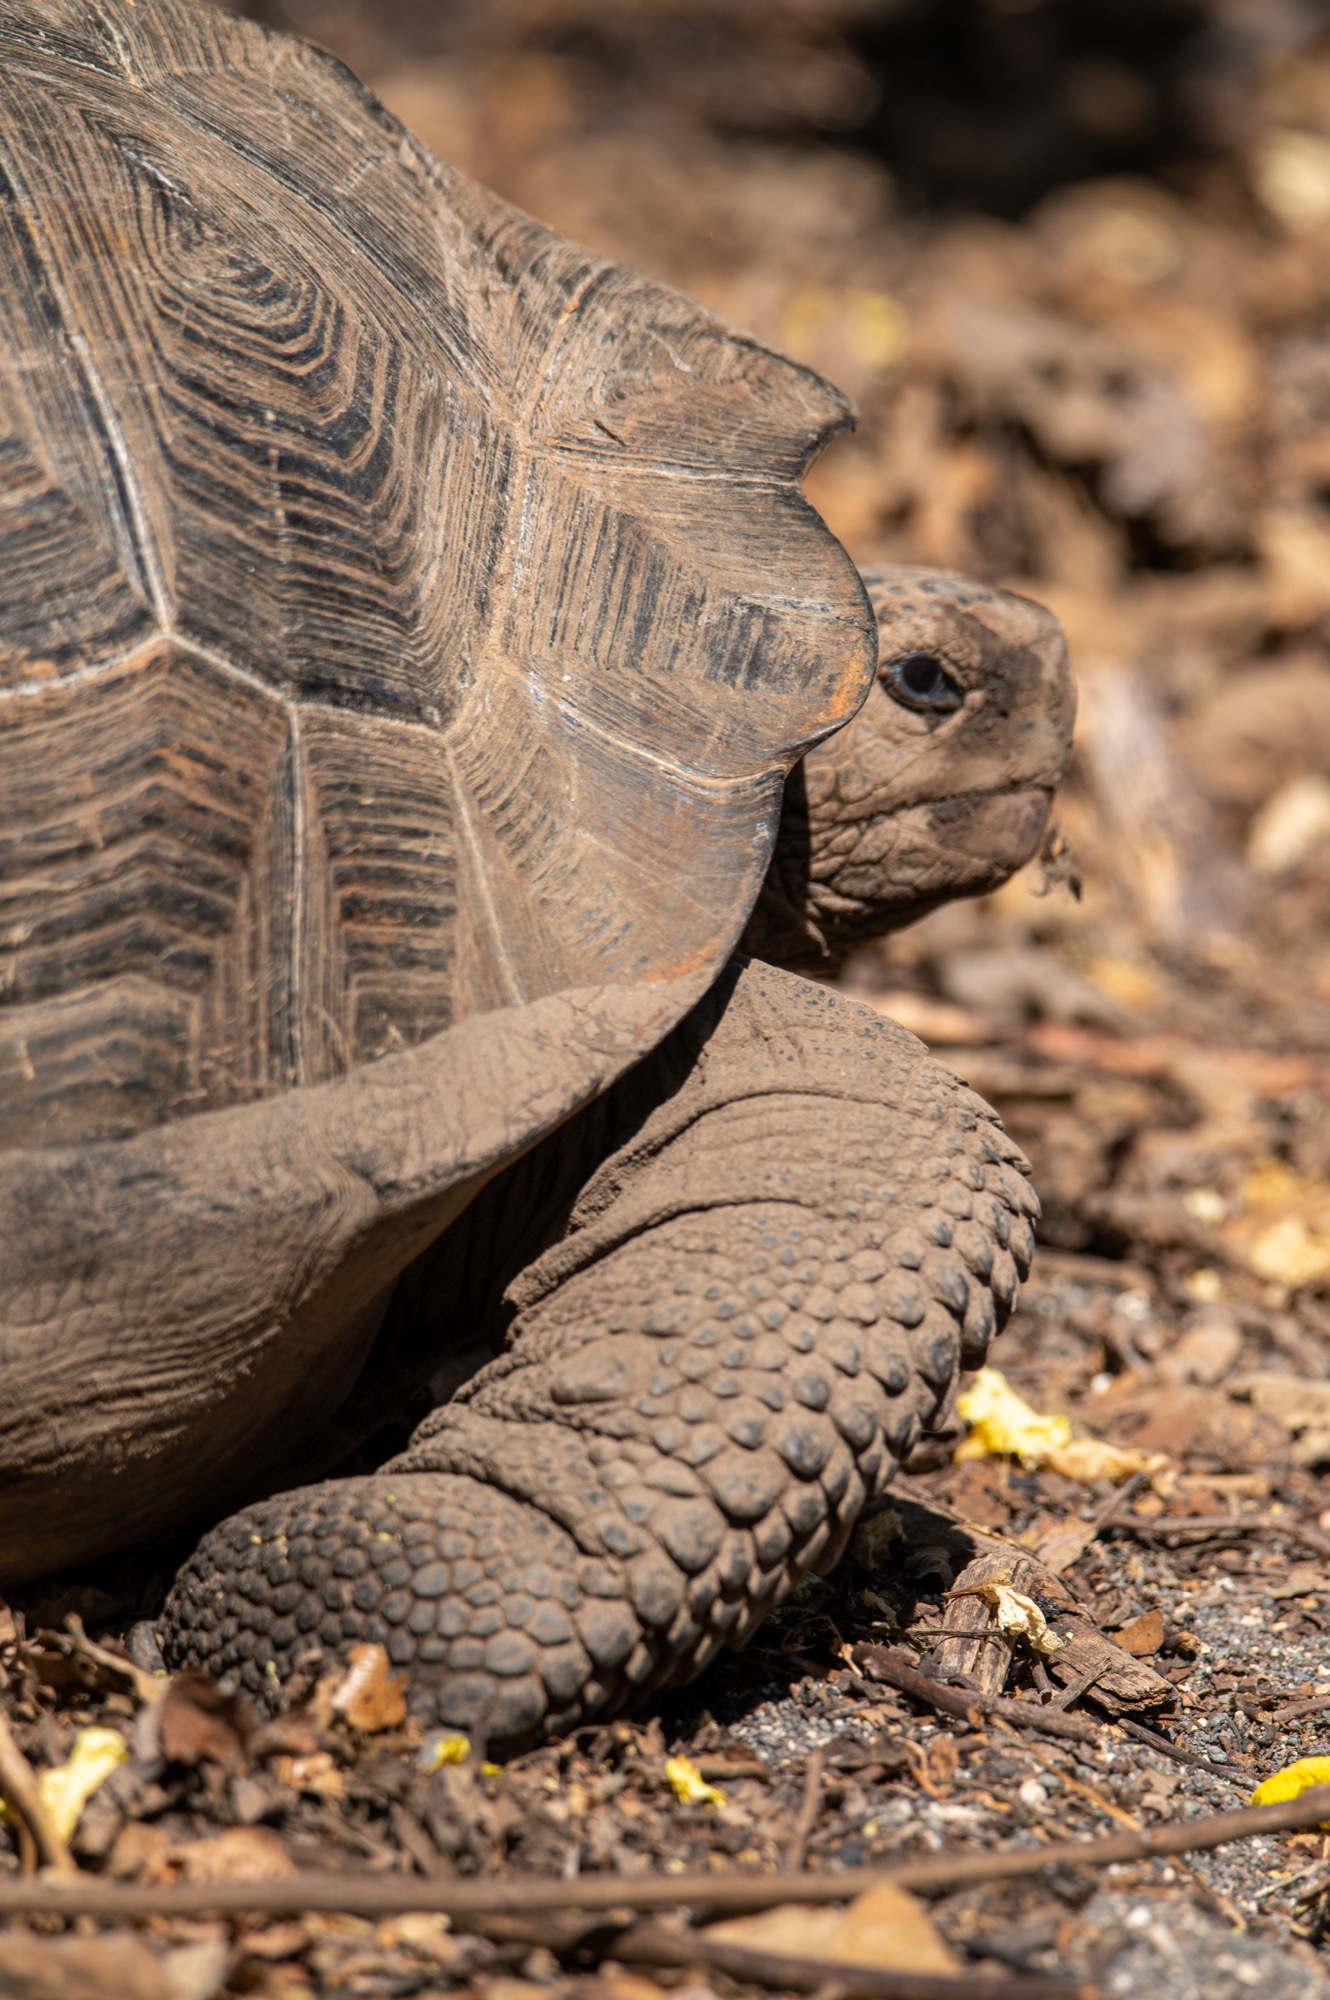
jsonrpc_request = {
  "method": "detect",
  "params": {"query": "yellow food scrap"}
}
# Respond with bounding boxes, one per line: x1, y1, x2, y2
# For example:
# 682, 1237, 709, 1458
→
1251, 1759, 1330, 1814
423, 1731, 472, 1772
957, 1368, 1165, 1485
956, 1368, 1072, 1467
665, 1755, 726, 1809
0, 1727, 130, 1843
47, 1728, 129, 1840
982, 1582, 1065, 1655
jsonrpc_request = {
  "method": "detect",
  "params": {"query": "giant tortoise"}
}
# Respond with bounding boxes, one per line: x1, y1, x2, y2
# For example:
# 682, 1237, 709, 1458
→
0, 0, 1073, 1750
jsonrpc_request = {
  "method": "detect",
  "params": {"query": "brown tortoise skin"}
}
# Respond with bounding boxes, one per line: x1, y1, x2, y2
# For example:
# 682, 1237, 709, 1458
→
166, 961, 1036, 1751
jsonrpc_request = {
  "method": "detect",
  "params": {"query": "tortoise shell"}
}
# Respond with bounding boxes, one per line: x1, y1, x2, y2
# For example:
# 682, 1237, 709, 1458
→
0, 0, 874, 1574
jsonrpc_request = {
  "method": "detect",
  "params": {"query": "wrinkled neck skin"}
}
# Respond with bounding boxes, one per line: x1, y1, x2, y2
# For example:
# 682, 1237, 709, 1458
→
742, 567, 1076, 975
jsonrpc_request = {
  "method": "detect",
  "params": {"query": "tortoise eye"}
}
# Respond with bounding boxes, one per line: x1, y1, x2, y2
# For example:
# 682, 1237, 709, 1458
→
882, 651, 964, 714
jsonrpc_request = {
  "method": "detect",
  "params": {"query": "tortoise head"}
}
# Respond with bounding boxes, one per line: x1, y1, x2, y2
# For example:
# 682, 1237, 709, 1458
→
743, 566, 1075, 972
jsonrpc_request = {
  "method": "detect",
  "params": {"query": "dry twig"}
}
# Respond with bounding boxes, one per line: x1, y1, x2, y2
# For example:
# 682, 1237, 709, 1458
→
854, 1643, 1101, 1744
783, 1745, 827, 1871
0, 1709, 74, 1877
1112, 1715, 1245, 1783
0, 1789, 1325, 1920
61, 1614, 165, 1708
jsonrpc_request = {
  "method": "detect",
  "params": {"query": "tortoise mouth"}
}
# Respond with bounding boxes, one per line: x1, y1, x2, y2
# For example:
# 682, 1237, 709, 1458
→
920, 783, 1056, 885
822, 782, 1057, 869
883, 783, 1056, 882
805, 785, 1056, 937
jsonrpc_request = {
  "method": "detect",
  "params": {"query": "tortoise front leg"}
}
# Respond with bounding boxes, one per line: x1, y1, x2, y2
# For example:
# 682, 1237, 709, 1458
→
163, 961, 1035, 1753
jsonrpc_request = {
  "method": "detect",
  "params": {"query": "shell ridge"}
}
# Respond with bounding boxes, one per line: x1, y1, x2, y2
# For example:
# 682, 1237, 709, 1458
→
447, 745, 526, 1010
0, 119, 171, 632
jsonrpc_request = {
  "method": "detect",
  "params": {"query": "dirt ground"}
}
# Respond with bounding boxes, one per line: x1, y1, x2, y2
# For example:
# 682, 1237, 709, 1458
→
6, 2, 1330, 1994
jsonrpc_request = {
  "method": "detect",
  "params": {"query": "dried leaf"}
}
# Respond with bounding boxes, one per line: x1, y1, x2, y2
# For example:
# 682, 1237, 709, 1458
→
1268, 1564, 1328, 1602
45, 1728, 128, 1841
174, 1825, 299, 1884
976, 1582, 1064, 1655
1156, 1312, 1243, 1387
159, 1671, 255, 1773
158, 1940, 230, 2000
1101, 1385, 1290, 1472
712, 1881, 960, 1972
958, 1373, 1161, 1485
1043, 1436, 1170, 1485
0, 1932, 172, 1999
1253, 130, 1330, 231
1115, 1608, 1166, 1656
1233, 1374, 1330, 1435
1027, 1515, 1100, 1577
600, 1975, 675, 2000
923, 1736, 960, 1789
321, 1643, 407, 1733
272, 1750, 346, 1801
1250, 1216, 1330, 1288
374, 1914, 458, 1965
664, 1755, 726, 1808
108, 1819, 173, 1885
236, 1923, 311, 1962
1247, 773, 1330, 875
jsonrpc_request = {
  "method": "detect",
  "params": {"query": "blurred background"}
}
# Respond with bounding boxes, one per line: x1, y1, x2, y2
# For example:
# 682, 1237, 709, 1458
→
211, 0, 1330, 1349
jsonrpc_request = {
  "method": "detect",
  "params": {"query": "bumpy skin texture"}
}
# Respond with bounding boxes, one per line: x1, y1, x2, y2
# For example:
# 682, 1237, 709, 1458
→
166, 959, 1036, 1752
742, 566, 1074, 972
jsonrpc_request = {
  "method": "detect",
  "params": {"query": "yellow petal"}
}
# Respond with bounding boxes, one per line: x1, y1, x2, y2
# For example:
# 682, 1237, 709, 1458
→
39, 1728, 129, 1842
665, 1755, 726, 1809
1251, 1758, 1330, 1813
423, 1731, 472, 1771
956, 1368, 1072, 1467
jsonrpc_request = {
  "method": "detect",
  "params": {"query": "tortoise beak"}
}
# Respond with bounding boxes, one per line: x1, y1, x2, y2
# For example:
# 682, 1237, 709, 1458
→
852, 784, 1058, 933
